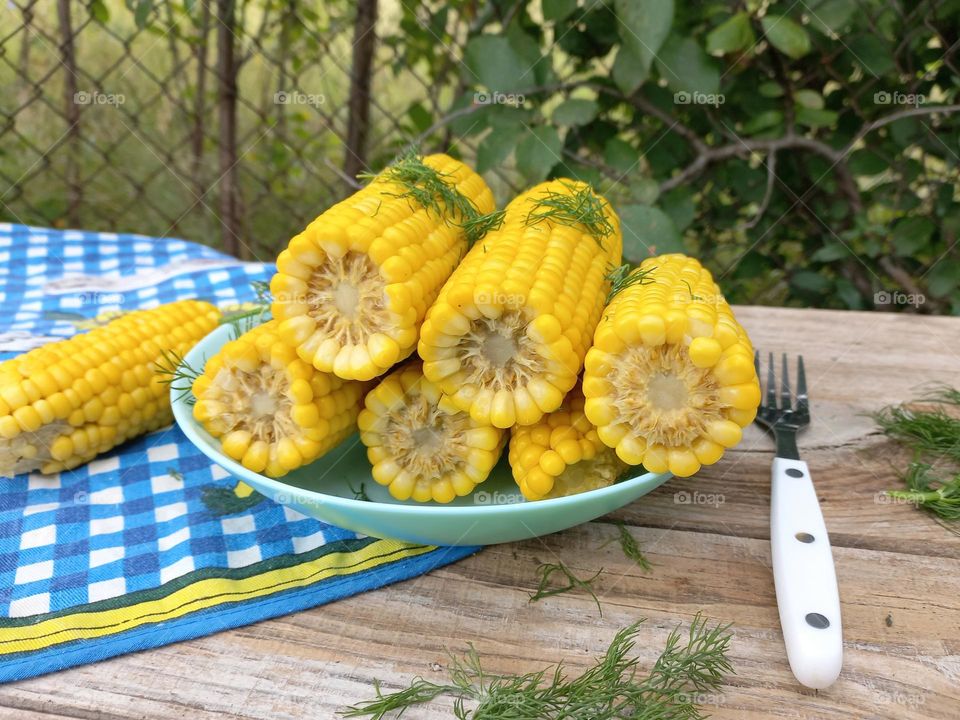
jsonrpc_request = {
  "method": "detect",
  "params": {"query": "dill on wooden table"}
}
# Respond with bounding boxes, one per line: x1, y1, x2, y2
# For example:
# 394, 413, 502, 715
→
529, 561, 604, 616
341, 614, 734, 720
601, 521, 653, 572
873, 385, 960, 529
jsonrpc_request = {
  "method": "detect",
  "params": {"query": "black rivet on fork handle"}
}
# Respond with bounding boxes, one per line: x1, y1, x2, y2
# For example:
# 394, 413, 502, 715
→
806, 613, 830, 629
786, 468, 804, 478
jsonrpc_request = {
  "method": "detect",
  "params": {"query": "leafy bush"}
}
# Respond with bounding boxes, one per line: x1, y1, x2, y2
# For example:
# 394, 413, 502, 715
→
386, 0, 960, 313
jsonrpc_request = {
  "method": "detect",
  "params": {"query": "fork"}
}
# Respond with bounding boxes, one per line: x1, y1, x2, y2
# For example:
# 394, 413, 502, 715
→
754, 353, 843, 689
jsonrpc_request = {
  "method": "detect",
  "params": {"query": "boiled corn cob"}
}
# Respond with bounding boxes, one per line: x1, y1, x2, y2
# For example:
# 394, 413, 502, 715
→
358, 361, 506, 503
0, 300, 219, 476
271, 153, 495, 382
417, 180, 622, 429
583, 254, 760, 478
192, 320, 367, 478
509, 383, 627, 501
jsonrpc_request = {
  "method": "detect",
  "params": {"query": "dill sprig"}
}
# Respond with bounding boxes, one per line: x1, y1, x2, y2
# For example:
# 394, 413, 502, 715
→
220, 280, 272, 338
360, 151, 493, 244
887, 461, 960, 526
341, 614, 734, 719
602, 521, 653, 572
525, 180, 615, 245
606, 263, 656, 302
348, 481, 371, 502
529, 561, 603, 616
154, 349, 202, 405
873, 385, 960, 526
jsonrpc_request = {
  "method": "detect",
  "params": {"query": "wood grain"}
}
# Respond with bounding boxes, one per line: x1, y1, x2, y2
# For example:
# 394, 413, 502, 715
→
0, 306, 958, 720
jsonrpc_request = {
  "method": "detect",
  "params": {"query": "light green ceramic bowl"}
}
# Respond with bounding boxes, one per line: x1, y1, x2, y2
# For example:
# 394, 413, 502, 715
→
172, 323, 672, 546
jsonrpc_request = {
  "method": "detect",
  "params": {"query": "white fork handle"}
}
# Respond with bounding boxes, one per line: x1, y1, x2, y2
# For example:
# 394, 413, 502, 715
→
770, 457, 843, 689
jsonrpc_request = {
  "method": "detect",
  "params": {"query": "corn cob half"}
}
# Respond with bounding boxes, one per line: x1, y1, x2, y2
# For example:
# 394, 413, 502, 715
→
0, 300, 220, 476
509, 383, 627, 501
583, 254, 760, 477
271, 153, 495, 382
358, 361, 506, 503
418, 180, 622, 429
192, 320, 368, 478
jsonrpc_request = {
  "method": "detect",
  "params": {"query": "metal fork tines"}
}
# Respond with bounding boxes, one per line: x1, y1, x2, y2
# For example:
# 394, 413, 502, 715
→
754, 353, 810, 460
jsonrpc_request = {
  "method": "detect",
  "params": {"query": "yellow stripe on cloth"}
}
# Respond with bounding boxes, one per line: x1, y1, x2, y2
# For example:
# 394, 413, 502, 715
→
0, 539, 434, 654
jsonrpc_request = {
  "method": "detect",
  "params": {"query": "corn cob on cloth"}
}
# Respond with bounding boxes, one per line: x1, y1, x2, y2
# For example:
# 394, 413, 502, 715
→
0, 223, 478, 683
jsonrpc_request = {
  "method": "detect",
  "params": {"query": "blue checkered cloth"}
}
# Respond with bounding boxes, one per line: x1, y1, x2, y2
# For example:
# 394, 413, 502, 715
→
0, 223, 477, 682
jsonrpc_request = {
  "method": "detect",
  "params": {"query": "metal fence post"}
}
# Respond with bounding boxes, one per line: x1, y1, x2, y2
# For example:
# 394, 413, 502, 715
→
56, 0, 80, 227
343, 0, 378, 185
216, 0, 240, 257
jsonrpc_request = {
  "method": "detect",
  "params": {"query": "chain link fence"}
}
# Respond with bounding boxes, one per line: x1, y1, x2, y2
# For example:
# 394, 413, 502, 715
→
0, 0, 517, 262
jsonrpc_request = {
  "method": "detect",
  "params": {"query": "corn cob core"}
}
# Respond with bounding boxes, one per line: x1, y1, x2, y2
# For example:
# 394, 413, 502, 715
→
583, 254, 760, 478
0, 300, 219, 476
358, 361, 505, 503
271, 154, 495, 382
509, 384, 627, 501
192, 320, 367, 478
417, 180, 622, 429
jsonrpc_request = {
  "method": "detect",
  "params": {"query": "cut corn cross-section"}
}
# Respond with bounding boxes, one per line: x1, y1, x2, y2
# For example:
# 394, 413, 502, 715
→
583, 254, 761, 478
509, 383, 627, 501
358, 361, 506, 503
417, 179, 622, 429
271, 153, 495, 382
192, 320, 368, 478
0, 300, 220, 476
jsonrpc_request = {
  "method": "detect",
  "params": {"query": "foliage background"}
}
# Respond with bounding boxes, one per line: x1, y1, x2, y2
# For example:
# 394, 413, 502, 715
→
1, 0, 959, 313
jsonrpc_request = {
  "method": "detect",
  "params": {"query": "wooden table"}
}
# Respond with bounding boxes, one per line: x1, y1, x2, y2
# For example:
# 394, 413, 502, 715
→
2, 306, 959, 719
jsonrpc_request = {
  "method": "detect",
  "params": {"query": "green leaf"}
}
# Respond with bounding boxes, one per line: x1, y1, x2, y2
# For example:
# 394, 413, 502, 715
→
630, 178, 661, 206
659, 188, 696, 232
794, 89, 824, 109
806, 0, 857, 36
790, 270, 832, 295
742, 110, 783, 135
761, 16, 811, 59
611, 43, 647, 94
926, 262, 959, 299
811, 242, 850, 262
706, 13, 755, 55
759, 82, 784, 98
90, 0, 110, 23
619, 204, 683, 260
477, 126, 522, 174
603, 137, 640, 174
848, 149, 887, 176
543, 0, 578, 22
615, 0, 673, 76
552, 99, 598, 126
463, 35, 534, 93
848, 35, 895, 77
796, 106, 837, 128
516, 126, 563, 182
134, 0, 152, 28
892, 217, 935, 256
655, 35, 720, 95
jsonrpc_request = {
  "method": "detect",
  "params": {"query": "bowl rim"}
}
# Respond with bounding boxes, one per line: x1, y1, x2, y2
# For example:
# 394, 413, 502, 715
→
172, 322, 672, 516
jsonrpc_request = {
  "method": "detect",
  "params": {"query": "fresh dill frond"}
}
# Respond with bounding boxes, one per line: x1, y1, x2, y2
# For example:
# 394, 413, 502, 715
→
348, 481, 371, 502
601, 521, 653, 572
220, 280, 273, 337
874, 387, 960, 527
154, 349, 202, 405
524, 180, 615, 245
461, 209, 505, 241
872, 403, 960, 463
360, 150, 494, 244
529, 561, 603, 616
341, 614, 735, 719
887, 461, 960, 525
606, 263, 656, 302
166, 468, 184, 483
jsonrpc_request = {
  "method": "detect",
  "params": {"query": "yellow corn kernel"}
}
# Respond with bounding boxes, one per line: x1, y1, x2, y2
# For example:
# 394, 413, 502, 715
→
419, 180, 622, 428
583, 254, 759, 475
359, 361, 506, 503
0, 300, 220, 477
192, 319, 369, 478
271, 154, 495, 382
508, 384, 627, 501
